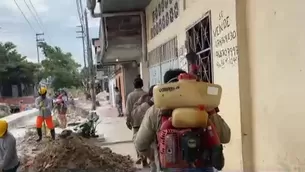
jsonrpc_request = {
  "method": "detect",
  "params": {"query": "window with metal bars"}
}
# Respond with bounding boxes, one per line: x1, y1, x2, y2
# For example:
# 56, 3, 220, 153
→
148, 37, 178, 66
186, 13, 213, 83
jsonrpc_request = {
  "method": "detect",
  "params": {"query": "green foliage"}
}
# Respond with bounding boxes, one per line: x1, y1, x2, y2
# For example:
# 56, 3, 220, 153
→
39, 42, 82, 90
80, 67, 89, 80
0, 41, 83, 92
0, 42, 41, 85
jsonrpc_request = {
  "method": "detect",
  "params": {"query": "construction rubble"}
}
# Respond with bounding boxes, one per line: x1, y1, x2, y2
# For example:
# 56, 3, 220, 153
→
19, 129, 137, 172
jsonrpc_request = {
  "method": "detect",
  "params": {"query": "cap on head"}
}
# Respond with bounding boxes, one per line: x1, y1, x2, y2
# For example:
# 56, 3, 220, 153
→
0, 120, 8, 137
38, 86, 47, 95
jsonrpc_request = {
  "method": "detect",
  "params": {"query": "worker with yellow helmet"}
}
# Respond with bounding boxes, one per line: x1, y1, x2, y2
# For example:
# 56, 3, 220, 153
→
35, 86, 55, 141
0, 120, 20, 172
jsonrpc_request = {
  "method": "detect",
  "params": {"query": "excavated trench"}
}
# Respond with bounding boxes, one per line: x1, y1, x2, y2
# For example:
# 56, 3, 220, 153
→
12, 106, 148, 172
18, 130, 137, 172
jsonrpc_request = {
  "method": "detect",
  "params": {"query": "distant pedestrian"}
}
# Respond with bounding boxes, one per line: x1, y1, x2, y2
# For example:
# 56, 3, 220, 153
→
125, 77, 147, 129
130, 85, 156, 167
114, 87, 123, 117
57, 89, 68, 128
0, 119, 20, 172
125, 77, 147, 164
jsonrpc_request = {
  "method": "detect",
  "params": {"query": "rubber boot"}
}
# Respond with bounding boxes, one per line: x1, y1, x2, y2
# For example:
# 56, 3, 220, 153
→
142, 158, 149, 168
149, 161, 157, 172
50, 129, 55, 140
36, 128, 42, 142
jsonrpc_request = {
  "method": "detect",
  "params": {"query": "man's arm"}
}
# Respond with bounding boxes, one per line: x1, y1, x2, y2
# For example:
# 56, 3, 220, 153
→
125, 94, 132, 119
134, 106, 156, 157
2, 136, 16, 169
34, 98, 40, 109
119, 93, 122, 103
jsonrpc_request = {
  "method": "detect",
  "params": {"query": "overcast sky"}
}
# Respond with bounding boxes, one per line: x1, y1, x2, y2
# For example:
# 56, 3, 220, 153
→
0, 0, 100, 67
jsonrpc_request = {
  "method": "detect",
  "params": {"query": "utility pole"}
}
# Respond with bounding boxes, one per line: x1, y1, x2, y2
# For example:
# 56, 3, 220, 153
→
76, 25, 89, 93
36, 33, 44, 63
76, 25, 87, 69
84, 9, 96, 110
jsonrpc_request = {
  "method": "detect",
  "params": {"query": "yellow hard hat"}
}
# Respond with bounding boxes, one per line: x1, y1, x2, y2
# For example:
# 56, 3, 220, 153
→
0, 120, 8, 137
38, 86, 47, 95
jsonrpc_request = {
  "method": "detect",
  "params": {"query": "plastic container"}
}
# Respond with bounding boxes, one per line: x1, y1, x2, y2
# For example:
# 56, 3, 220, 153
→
171, 108, 209, 128
153, 79, 222, 109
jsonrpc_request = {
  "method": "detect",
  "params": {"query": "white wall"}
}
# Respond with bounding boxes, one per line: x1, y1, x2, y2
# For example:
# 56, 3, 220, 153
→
140, 62, 150, 91
108, 77, 116, 107
237, 0, 305, 171
146, 0, 242, 171
123, 63, 141, 97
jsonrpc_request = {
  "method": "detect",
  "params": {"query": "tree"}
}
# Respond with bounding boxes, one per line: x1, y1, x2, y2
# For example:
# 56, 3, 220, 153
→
0, 42, 41, 96
80, 66, 98, 92
39, 42, 82, 90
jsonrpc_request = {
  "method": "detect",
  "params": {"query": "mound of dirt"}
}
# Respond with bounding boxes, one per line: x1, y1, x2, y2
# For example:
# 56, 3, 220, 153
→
28, 130, 136, 172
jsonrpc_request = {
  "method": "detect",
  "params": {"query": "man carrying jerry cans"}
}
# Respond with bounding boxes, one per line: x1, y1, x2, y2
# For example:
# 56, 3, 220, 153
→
35, 86, 55, 142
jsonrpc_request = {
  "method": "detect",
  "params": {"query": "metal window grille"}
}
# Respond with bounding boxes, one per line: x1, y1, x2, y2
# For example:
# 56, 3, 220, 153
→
186, 15, 213, 83
148, 37, 177, 66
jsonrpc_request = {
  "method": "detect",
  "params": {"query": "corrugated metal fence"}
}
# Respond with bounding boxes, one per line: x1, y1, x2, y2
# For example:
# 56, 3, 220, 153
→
148, 37, 179, 86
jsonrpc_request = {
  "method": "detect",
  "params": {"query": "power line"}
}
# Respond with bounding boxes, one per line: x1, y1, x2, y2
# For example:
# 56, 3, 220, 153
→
23, 0, 43, 32
76, 0, 84, 27
76, 25, 87, 69
28, 0, 53, 44
28, 0, 44, 29
78, 0, 85, 22
13, 0, 36, 33
84, 9, 96, 110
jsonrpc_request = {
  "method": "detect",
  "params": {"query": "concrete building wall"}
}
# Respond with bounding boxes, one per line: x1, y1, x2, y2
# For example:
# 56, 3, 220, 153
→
237, 0, 305, 171
146, 0, 242, 171
123, 63, 140, 99
140, 61, 150, 91
108, 77, 116, 107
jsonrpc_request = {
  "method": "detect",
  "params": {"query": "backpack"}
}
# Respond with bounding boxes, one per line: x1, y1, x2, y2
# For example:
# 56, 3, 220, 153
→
131, 95, 152, 127
209, 110, 231, 144
154, 73, 226, 170
156, 108, 225, 171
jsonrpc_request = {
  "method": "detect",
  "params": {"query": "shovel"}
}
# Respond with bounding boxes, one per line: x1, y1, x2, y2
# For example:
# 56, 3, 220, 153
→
41, 103, 50, 137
